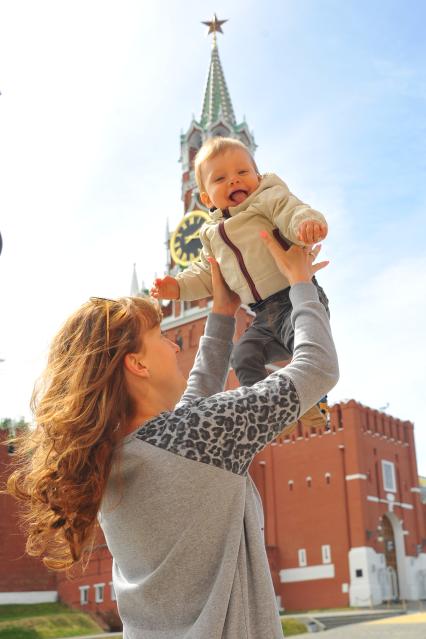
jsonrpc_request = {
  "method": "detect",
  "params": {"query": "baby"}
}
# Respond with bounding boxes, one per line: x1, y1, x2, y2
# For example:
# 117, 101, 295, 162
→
151, 136, 330, 427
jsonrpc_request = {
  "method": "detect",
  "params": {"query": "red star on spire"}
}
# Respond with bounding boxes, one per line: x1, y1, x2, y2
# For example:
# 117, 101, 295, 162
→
201, 14, 228, 36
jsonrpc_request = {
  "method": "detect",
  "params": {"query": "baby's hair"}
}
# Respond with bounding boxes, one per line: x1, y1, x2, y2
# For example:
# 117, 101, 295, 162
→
194, 136, 259, 192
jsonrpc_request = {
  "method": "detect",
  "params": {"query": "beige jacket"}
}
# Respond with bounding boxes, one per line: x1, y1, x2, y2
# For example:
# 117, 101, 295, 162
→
176, 173, 326, 305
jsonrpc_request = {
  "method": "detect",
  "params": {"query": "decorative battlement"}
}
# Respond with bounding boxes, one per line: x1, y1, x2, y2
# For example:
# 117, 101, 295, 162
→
272, 400, 414, 448
334, 399, 413, 444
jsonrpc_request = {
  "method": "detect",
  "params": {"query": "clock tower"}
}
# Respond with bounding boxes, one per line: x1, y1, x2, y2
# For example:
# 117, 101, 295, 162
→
162, 14, 257, 325
179, 14, 256, 217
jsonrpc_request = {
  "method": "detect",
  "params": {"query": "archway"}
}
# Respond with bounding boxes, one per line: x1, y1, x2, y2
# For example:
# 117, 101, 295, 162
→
381, 512, 408, 600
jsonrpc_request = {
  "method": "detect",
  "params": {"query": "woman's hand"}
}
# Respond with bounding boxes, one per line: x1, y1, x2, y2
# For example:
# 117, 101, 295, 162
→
260, 231, 329, 286
208, 257, 240, 317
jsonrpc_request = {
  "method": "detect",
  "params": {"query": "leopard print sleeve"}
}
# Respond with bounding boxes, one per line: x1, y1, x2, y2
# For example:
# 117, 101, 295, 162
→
136, 282, 338, 477
136, 371, 300, 476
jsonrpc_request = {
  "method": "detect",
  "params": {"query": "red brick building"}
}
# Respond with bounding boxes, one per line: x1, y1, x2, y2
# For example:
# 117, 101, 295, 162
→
0, 429, 57, 604
251, 401, 426, 610
55, 531, 121, 630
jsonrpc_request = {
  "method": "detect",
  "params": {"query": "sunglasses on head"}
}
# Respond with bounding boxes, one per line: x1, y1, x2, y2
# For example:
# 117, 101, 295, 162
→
89, 297, 117, 352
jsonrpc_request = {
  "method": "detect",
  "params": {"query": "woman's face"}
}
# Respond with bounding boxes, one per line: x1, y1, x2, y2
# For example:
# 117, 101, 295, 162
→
141, 324, 186, 408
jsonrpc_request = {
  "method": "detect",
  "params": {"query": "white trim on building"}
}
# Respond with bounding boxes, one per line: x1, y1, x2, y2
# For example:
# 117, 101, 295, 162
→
347, 513, 425, 606
280, 564, 335, 583
366, 495, 414, 510
0, 591, 57, 605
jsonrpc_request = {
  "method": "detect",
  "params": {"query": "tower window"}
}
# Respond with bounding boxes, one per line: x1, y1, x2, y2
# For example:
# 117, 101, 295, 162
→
79, 586, 89, 605
322, 545, 332, 564
382, 460, 397, 493
298, 548, 307, 567
94, 583, 105, 603
189, 146, 198, 164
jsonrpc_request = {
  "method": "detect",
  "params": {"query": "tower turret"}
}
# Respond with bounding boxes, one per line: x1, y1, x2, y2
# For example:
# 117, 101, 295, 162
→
130, 263, 140, 296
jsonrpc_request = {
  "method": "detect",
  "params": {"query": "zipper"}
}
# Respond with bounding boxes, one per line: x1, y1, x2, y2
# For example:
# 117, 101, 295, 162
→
272, 228, 290, 251
218, 222, 262, 303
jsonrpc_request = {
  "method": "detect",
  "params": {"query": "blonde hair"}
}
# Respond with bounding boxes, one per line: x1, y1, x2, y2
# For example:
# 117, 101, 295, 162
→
6, 296, 162, 572
194, 136, 258, 192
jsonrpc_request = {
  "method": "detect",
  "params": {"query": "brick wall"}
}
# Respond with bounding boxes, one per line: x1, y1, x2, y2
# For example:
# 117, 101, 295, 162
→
251, 400, 426, 610
0, 430, 57, 594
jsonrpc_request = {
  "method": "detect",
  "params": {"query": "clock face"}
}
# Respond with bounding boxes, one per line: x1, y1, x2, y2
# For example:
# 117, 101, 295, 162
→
170, 210, 210, 267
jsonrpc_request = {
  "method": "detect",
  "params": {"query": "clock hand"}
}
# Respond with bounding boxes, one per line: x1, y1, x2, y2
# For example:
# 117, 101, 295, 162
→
184, 231, 201, 244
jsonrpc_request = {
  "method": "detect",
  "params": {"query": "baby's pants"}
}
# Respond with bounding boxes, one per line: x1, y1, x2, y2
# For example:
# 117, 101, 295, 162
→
231, 279, 329, 387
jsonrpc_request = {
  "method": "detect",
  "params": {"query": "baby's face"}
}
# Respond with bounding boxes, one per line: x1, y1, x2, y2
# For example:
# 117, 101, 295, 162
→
200, 148, 260, 210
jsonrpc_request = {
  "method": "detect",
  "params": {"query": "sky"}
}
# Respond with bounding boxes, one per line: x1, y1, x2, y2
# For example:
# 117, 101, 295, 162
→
0, 1, 425, 470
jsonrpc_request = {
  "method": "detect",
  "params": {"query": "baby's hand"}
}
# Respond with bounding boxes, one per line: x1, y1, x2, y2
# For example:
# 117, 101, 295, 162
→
150, 276, 180, 300
298, 220, 328, 245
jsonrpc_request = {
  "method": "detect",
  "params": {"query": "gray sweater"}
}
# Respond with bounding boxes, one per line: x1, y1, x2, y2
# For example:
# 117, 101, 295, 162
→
99, 282, 339, 638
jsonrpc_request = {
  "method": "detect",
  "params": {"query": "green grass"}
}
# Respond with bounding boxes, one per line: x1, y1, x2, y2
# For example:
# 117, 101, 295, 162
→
0, 604, 307, 638
281, 618, 308, 636
0, 630, 40, 639
0, 603, 103, 639
0, 604, 72, 622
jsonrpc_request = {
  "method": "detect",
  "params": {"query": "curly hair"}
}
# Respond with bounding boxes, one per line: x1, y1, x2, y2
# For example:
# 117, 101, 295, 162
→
6, 295, 162, 572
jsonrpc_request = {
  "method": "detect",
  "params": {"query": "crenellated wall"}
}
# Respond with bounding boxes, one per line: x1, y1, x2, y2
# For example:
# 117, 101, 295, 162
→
251, 400, 426, 610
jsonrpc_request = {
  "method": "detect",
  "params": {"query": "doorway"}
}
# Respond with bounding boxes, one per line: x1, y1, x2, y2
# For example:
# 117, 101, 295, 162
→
382, 514, 399, 601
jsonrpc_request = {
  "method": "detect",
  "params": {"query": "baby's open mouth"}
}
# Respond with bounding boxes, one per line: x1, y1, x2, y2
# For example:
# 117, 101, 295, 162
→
229, 189, 248, 204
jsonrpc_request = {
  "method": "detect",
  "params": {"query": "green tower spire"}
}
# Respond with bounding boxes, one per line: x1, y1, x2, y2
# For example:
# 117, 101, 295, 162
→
200, 15, 236, 128
179, 15, 256, 215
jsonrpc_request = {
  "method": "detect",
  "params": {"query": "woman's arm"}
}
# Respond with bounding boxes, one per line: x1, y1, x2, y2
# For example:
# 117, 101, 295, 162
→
175, 280, 337, 474
176, 312, 235, 406
173, 239, 338, 474
275, 281, 339, 414
177, 258, 240, 406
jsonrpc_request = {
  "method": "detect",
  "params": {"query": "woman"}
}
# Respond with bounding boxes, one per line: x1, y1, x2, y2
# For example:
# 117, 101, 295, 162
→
7, 233, 338, 638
